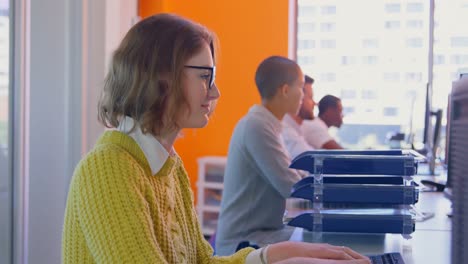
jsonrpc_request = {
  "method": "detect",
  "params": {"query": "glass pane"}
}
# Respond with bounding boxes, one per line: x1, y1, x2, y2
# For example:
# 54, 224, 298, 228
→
433, 0, 468, 161
0, 0, 10, 262
297, 0, 430, 149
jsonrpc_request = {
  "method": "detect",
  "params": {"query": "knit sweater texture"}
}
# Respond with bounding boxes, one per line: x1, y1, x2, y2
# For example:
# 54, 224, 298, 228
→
62, 130, 253, 263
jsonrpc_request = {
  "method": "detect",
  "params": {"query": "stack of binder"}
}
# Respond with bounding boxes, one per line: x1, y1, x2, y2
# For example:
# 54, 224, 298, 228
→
283, 150, 424, 236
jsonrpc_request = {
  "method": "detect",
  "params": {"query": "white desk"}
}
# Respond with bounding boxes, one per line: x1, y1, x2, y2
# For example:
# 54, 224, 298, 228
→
289, 191, 452, 264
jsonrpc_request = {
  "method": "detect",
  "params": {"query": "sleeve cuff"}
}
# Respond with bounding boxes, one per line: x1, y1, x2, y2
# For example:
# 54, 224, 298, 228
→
245, 248, 262, 264
245, 245, 269, 264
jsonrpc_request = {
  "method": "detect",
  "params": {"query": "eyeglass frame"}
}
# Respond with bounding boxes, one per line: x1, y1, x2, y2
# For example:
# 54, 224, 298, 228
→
184, 65, 216, 89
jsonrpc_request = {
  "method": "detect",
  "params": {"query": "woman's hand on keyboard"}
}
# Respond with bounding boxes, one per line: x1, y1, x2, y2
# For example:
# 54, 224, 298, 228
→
275, 258, 371, 264
267, 242, 371, 264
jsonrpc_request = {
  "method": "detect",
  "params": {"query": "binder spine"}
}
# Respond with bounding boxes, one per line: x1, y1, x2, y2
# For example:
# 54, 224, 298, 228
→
403, 216, 415, 235
313, 212, 323, 232
404, 158, 416, 175
313, 157, 324, 206
403, 187, 417, 204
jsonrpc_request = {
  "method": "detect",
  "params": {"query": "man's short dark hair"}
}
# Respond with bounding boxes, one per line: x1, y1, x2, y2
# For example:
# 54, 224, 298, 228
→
305, 75, 314, 84
318, 95, 341, 116
255, 56, 301, 100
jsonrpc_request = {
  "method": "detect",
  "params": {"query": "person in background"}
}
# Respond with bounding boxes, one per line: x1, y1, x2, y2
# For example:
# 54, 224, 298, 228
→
216, 56, 304, 255
216, 57, 367, 264
62, 14, 369, 264
302, 94, 344, 149
282, 74, 316, 159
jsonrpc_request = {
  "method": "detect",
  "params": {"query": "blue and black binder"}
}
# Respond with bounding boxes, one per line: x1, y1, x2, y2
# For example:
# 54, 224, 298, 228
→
290, 149, 423, 176
284, 149, 422, 235
286, 208, 415, 235
291, 176, 419, 205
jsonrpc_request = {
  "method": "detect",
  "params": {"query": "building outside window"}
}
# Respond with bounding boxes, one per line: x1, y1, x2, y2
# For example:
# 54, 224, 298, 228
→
362, 38, 379, 48
385, 3, 401, 13
385, 20, 401, 29
406, 20, 424, 29
320, 39, 336, 48
297, 0, 468, 153
406, 3, 424, 12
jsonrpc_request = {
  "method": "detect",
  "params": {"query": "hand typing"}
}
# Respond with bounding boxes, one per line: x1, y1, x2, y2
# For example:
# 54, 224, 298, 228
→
267, 242, 371, 264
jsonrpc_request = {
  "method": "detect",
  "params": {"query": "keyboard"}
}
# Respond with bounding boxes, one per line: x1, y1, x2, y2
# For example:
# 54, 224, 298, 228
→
367, 252, 405, 264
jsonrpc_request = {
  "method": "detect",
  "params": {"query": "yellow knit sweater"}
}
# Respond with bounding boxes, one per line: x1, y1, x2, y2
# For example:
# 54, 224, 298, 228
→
62, 131, 253, 263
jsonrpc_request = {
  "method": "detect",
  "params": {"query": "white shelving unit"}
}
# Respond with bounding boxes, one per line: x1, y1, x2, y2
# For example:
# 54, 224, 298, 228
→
197, 156, 226, 236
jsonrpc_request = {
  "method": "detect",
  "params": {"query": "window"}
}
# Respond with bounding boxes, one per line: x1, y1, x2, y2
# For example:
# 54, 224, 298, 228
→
450, 55, 468, 64
320, 22, 335, 32
341, 56, 356, 65
385, 21, 400, 29
385, 3, 401, 13
343, 106, 355, 115
0, 3, 10, 264
320, 72, 336, 82
405, 72, 423, 82
362, 90, 377, 99
362, 38, 379, 48
451, 72, 459, 80
434, 55, 445, 65
320, 39, 336, 49
299, 22, 315, 33
451, 37, 468, 47
296, 0, 468, 150
341, 89, 356, 99
298, 56, 315, 65
298, 39, 315, 49
383, 107, 398, 116
383, 72, 400, 82
407, 3, 424, 12
406, 20, 423, 29
0, 17, 8, 147
362, 56, 378, 65
406, 38, 423, 48
321, 6, 336, 15
299, 6, 316, 17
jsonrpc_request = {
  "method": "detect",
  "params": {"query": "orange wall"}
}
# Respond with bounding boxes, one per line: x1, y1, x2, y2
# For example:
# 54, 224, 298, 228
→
139, 0, 290, 203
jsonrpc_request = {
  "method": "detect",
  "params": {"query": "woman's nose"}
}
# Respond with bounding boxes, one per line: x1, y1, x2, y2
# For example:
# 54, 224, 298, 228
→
209, 83, 220, 100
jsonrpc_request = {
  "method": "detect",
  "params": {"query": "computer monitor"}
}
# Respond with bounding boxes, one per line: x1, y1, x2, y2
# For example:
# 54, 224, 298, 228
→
449, 77, 468, 264
443, 95, 453, 199
422, 83, 433, 148
420, 83, 443, 175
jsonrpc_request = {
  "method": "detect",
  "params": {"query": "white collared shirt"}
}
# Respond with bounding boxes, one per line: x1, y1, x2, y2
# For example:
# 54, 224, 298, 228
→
117, 116, 175, 175
281, 113, 314, 160
301, 117, 333, 149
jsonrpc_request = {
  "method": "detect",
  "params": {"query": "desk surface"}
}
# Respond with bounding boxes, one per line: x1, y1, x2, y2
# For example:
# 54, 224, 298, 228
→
289, 190, 452, 264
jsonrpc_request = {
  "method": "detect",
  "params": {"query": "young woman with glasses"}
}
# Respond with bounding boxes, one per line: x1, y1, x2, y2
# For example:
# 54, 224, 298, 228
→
61, 13, 369, 264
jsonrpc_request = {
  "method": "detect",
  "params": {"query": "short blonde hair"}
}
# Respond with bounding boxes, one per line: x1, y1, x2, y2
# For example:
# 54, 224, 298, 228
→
98, 13, 217, 135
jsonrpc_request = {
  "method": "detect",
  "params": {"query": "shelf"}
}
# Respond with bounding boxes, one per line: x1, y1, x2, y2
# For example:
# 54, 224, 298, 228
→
197, 182, 224, 190
197, 156, 227, 236
202, 227, 216, 236
198, 205, 221, 212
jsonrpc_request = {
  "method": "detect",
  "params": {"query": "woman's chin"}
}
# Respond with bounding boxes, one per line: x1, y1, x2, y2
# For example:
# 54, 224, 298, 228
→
185, 118, 209, 129
199, 118, 210, 128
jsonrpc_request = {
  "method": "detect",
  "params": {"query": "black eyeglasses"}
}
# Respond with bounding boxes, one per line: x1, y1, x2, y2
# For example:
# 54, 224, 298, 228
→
184, 65, 216, 89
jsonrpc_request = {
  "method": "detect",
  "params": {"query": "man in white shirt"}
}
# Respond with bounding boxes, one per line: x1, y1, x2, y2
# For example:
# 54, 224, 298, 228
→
302, 94, 344, 149
281, 75, 315, 159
